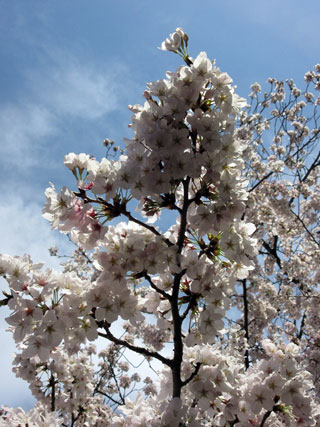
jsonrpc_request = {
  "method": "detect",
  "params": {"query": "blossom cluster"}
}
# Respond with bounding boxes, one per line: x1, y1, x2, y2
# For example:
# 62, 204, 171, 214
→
112, 341, 317, 426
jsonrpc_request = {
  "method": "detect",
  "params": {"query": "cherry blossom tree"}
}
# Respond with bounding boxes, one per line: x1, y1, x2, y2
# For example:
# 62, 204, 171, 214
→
0, 28, 319, 426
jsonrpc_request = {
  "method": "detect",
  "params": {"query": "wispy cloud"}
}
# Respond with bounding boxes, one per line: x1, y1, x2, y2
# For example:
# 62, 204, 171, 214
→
0, 194, 72, 263
0, 103, 56, 166
0, 55, 125, 167
29, 56, 122, 120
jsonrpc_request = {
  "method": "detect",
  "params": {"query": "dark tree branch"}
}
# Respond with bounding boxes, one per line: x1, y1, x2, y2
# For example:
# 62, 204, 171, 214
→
242, 279, 250, 370
290, 208, 320, 248
95, 389, 125, 406
143, 272, 172, 301
181, 362, 201, 387
259, 409, 272, 427
249, 171, 273, 193
171, 177, 191, 399
181, 293, 199, 321
98, 324, 173, 368
262, 239, 282, 269
297, 312, 306, 340
49, 373, 56, 412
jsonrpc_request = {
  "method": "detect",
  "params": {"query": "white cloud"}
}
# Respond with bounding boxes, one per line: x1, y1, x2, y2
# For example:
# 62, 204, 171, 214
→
0, 103, 56, 166
0, 37, 129, 171
32, 58, 121, 120
0, 195, 71, 263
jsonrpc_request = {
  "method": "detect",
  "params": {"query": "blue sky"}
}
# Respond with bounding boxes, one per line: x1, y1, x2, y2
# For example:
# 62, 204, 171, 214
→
0, 0, 319, 409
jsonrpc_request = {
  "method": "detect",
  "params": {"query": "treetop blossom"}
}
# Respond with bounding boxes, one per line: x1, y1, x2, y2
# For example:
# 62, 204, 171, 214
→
159, 27, 188, 53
